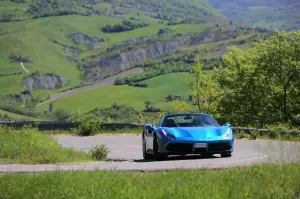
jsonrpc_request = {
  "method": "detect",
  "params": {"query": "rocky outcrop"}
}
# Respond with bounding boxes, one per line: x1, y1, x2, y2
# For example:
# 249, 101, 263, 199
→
67, 32, 104, 50
80, 25, 240, 82
112, 35, 157, 49
83, 35, 190, 81
189, 25, 237, 46
52, 40, 82, 62
22, 73, 67, 91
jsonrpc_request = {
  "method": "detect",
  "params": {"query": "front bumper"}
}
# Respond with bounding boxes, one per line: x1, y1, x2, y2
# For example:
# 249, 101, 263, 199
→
158, 138, 234, 155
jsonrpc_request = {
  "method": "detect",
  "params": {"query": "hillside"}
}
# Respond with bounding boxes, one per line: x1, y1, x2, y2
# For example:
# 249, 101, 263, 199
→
0, 0, 274, 120
209, 0, 300, 31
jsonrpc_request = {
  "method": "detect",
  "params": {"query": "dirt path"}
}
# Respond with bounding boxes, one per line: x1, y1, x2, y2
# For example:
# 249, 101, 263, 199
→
37, 68, 143, 106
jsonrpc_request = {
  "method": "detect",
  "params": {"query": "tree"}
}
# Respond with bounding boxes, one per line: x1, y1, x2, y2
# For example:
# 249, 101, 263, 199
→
172, 99, 189, 112
187, 55, 221, 115
216, 30, 300, 127
49, 102, 54, 112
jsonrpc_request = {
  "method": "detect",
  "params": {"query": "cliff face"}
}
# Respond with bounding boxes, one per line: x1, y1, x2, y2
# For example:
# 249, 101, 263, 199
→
22, 73, 67, 91
83, 35, 191, 81
81, 25, 238, 82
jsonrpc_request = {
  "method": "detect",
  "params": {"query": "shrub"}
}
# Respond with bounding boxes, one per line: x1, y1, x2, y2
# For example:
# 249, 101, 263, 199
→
89, 144, 109, 160
101, 20, 148, 33
266, 124, 290, 139
129, 82, 148, 87
250, 131, 260, 140
235, 130, 251, 139
78, 115, 101, 136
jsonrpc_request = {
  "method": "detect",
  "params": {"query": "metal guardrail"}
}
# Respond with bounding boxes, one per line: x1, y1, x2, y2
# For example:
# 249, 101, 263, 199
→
0, 120, 299, 134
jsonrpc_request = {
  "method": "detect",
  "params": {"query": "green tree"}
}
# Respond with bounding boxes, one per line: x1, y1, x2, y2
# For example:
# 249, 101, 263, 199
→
187, 55, 220, 115
216, 30, 300, 127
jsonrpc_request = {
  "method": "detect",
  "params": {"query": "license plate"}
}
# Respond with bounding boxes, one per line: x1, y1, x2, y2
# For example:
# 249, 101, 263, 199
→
194, 143, 206, 148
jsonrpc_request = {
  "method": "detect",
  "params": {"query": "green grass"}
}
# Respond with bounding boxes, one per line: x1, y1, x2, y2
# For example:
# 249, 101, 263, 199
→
168, 24, 214, 35
37, 72, 193, 113
0, 163, 299, 199
0, 109, 38, 121
0, 126, 92, 164
0, 13, 214, 97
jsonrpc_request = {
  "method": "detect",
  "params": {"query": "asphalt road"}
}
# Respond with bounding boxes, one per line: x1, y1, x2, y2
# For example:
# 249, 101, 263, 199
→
1, 135, 300, 173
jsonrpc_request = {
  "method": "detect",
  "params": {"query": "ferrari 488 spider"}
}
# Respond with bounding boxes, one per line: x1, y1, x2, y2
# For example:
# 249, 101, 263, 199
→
142, 112, 234, 160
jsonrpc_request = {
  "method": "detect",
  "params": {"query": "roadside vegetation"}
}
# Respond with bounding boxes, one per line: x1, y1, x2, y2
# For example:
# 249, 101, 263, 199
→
0, 163, 299, 199
0, 126, 109, 164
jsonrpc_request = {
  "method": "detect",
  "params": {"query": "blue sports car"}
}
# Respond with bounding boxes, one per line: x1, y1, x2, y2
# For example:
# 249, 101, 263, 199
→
142, 112, 234, 160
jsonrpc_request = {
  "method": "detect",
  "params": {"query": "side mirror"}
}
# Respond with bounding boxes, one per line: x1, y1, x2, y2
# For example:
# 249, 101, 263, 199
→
224, 123, 231, 127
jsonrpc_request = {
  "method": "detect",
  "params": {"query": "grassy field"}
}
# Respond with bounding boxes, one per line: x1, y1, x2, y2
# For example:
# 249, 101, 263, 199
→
0, 126, 93, 164
37, 72, 193, 113
0, 13, 215, 96
0, 109, 38, 121
0, 163, 299, 199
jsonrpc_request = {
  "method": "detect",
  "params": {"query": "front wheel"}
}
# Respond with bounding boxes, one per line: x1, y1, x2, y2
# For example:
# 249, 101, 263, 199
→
142, 134, 152, 160
152, 134, 167, 161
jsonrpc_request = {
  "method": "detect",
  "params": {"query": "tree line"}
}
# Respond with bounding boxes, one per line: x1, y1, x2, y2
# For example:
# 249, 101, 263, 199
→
188, 30, 300, 128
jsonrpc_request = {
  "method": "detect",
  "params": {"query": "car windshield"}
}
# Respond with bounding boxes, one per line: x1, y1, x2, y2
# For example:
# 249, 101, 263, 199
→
161, 113, 220, 128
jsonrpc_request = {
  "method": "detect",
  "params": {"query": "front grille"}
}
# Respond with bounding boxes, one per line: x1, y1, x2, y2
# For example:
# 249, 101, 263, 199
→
208, 142, 231, 151
166, 143, 193, 152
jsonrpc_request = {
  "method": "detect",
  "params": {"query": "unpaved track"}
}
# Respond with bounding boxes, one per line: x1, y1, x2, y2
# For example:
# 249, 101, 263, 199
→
1, 135, 299, 173
38, 68, 143, 105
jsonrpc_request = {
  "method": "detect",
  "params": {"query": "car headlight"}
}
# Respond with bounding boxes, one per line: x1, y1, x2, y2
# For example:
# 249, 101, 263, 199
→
162, 129, 176, 139
222, 128, 231, 139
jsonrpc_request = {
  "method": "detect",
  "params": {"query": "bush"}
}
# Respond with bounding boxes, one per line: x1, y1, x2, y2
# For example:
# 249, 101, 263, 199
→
78, 115, 101, 136
266, 124, 290, 139
235, 130, 251, 139
101, 20, 148, 33
129, 82, 148, 87
250, 131, 260, 140
89, 144, 109, 160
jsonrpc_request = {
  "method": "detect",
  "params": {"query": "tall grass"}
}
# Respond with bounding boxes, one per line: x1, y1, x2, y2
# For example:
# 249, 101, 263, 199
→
0, 126, 92, 164
0, 163, 299, 199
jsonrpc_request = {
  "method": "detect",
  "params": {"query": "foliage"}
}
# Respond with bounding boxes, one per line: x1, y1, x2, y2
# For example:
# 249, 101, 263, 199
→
249, 131, 259, 140
89, 144, 109, 160
216, 30, 300, 127
1, 164, 300, 198
172, 99, 189, 112
187, 55, 221, 116
115, 57, 222, 85
0, 125, 91, 164
77, 115, 101, 136
101, 20, 148, 33
129, 82, 148, 88
265, 123, 291, 139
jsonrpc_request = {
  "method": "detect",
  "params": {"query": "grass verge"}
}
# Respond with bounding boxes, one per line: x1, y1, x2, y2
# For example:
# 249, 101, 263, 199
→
0, 126, 94, 164
0, 163, 299, 199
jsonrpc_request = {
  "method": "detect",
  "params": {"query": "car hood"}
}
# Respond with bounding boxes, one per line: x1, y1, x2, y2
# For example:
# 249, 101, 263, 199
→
161, 126, 229, 139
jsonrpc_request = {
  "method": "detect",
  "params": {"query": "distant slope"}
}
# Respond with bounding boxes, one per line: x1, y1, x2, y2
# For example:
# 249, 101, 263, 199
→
0, 0, 227, 100
208, 0, 300, 31
37, 72, 192, 113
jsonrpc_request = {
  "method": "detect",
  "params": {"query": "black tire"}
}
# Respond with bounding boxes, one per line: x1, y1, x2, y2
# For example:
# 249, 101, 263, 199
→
143, 134, 152, 160
221, 153, 232, 158
152, 134, 166, 161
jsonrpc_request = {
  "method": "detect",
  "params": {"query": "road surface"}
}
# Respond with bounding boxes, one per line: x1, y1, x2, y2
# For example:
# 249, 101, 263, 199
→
1, 135, 299, 173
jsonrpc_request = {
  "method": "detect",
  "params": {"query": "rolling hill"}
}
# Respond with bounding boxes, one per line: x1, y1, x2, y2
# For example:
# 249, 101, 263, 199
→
0, 0, 274, 120
209, 0, 300, 31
